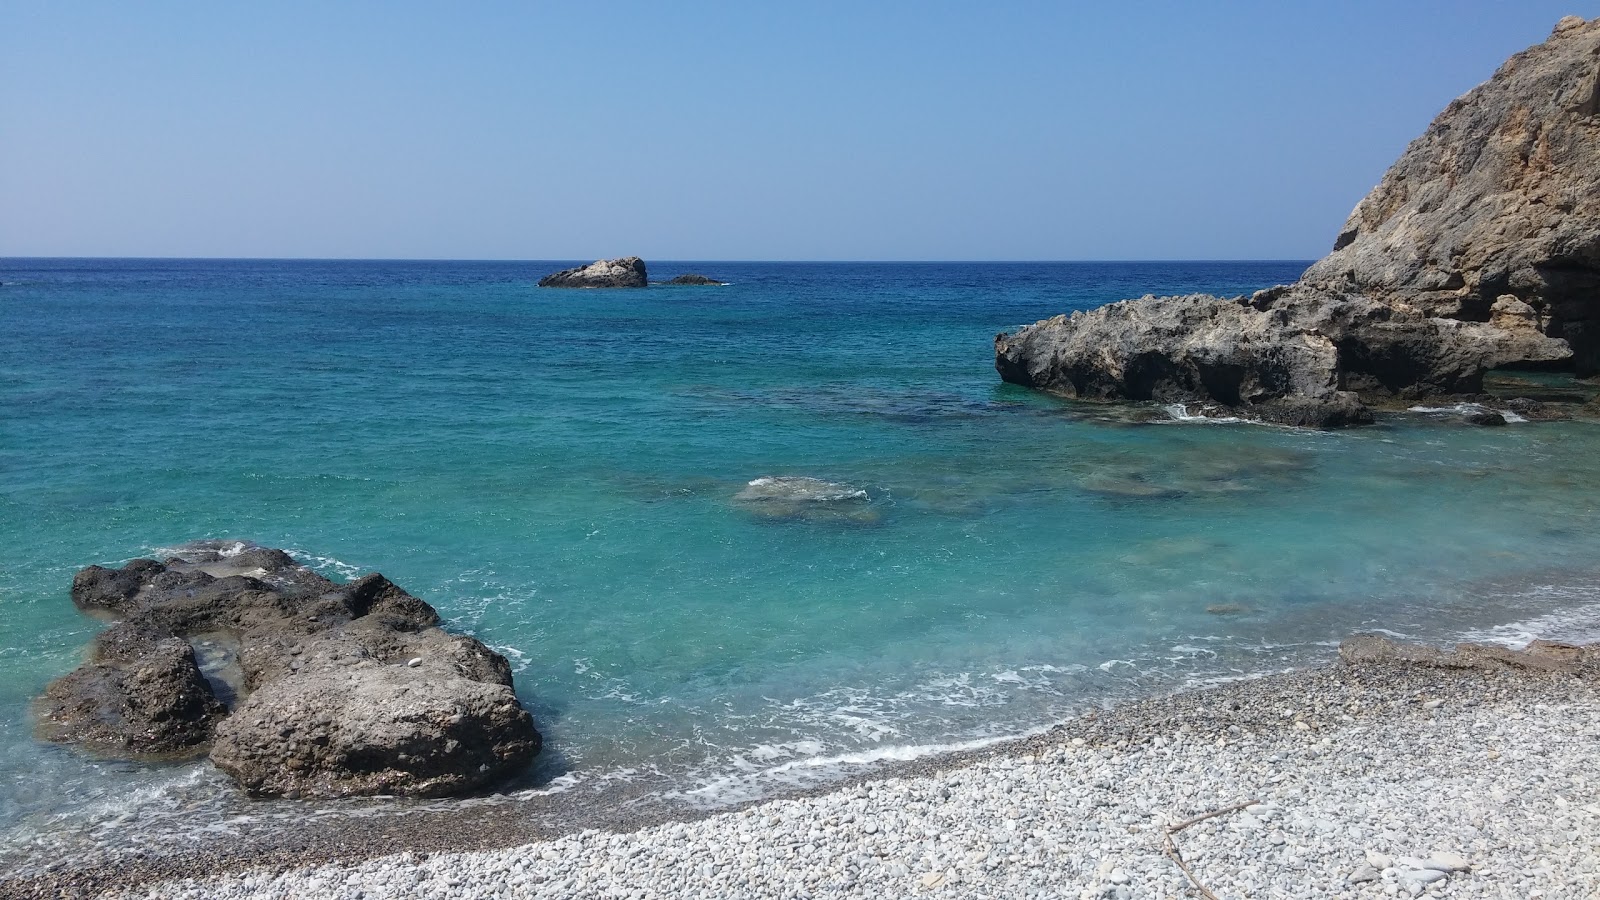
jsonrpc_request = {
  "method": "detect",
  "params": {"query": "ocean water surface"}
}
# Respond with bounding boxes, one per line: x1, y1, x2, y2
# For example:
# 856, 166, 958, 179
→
3, 259, 1600, 868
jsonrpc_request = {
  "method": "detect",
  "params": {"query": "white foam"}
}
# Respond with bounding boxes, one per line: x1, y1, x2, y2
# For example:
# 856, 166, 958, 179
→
1161, 403, 1248, 425
284, 549, 364, 580
1407, 402, 1524, 422
1456, 596, 1600, 648
670, 729, 1047, 807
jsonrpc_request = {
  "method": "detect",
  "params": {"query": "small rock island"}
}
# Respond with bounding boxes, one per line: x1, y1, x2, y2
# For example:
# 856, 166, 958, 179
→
538, 257, 648, 288
36, 541, 541, 799
997, 16, 1600, 426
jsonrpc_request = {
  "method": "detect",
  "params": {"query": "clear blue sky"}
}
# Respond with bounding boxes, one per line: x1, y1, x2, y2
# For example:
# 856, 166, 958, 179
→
1, 2, 1592, 260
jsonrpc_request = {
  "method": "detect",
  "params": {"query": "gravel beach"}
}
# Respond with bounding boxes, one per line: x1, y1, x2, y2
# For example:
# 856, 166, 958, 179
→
12, 641, 1590, 900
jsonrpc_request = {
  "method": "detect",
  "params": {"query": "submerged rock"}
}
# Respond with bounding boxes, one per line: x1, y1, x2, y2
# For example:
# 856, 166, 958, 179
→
663, 274, 726, 285
997, 17, 1600, 424
538, 257, 648, 288
734, 476, 868, 503
732, 476, 882, 525
38, 542, 541, 798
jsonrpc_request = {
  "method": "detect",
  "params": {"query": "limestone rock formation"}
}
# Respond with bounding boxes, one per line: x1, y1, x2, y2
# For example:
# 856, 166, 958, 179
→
538, 257, 648, 288
1303, 15, 1600, 373
37, 542, 541, 798
997, 17, 1599, 424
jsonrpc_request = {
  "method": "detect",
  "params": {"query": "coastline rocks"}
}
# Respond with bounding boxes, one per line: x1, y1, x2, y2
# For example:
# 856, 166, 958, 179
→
663, 274, 726, 285
212, 663, 539, 799
1302, 17, 1600, 374
538, 257, 648, 288
996, 17, 1599, 424
1338, 633, 1599, 674
35, 620, 226, 758
37, 542, 541, 798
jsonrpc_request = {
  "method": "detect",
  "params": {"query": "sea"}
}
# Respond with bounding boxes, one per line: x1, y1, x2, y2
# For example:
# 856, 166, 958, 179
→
3, 258, 1600, 871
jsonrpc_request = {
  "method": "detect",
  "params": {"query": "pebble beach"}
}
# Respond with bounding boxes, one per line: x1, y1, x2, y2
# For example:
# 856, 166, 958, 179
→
24, 647, 1587, 900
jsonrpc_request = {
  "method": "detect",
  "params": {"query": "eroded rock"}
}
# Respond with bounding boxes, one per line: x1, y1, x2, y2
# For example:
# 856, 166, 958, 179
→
538, 257, 648, 288
37, 542, 541, 798
996, 17, 1600, 423
35, 620, 225, 758
1339, 634, 1599, 674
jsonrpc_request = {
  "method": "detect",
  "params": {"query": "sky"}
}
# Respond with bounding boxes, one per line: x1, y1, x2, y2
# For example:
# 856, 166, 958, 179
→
1, 2, 1594, 261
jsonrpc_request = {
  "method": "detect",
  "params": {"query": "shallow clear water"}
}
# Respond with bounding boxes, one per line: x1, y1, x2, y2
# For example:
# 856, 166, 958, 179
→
4, 259, 1600, 866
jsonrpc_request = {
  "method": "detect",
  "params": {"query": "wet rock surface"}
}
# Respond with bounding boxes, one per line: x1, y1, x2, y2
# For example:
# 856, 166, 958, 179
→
537, 257, 648, 288
35, 620, 226, 758
997, 17, 1600, 424
662, 273, 726, 285
731, 476, 883, 526
36, 542, 540, 798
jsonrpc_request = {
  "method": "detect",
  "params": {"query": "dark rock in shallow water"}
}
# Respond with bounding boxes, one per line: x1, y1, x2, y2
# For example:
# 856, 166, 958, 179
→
38, 542, 541, 798
663, 274, 726, 285
36, 620, 226, 758
538, 257, 647, 288
996, 17, 1600, 425
1464, 408, 1509, 427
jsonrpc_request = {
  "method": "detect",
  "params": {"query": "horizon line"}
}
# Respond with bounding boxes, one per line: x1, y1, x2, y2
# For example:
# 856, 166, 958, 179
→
1, 255, 1318, 265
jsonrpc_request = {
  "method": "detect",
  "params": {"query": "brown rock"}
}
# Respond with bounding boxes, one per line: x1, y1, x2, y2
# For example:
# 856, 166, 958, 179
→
36, 542, 542, 799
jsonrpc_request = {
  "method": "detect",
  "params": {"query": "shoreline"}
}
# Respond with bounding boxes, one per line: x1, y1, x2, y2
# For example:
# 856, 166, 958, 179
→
10, 637, 1598, 899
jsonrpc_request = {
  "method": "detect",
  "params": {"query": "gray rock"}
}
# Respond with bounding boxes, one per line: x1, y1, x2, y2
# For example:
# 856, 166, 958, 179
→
1348, 865, 1381, 884
211, 662, 538, 799
1303, 18, 1600, 374
37, 542, 541, 798
1338, 633, 1599, 673
538, 257, 648, 288
34, 620, 226, 758
996, 18, 1599, 423
663, 274, 726, 285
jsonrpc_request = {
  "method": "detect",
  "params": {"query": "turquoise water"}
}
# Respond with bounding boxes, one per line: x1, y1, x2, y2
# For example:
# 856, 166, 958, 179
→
4, 259, 1600, 865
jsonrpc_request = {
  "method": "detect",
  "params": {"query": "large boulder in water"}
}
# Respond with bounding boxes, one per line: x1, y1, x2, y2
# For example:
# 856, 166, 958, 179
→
996, 17, 1598, 423
538, 257, 648, 288
37, 542, 542, 798
212, 658, 538, 799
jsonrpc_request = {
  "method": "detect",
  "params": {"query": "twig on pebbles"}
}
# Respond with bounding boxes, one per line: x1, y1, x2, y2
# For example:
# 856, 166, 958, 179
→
1161, 799, 1259, 900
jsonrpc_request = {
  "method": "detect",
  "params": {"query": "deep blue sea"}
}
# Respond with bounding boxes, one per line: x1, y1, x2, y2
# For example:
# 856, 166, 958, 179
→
4, 258, 1600, 868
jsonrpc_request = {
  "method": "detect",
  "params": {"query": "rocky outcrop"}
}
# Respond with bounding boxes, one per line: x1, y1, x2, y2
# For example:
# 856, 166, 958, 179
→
1339, 633, 1599, 674
538, 257, 648, 288
997, 17, 1599, 424
1303, 15, 1600, 373
663, 274, 726, 285
35, 620, 226, 758
37, 542, 541, 798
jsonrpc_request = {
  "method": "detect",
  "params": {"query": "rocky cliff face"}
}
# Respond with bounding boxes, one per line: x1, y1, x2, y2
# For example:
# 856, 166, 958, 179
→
997, 17, 1599, 423
1303, 15, 1600, 372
